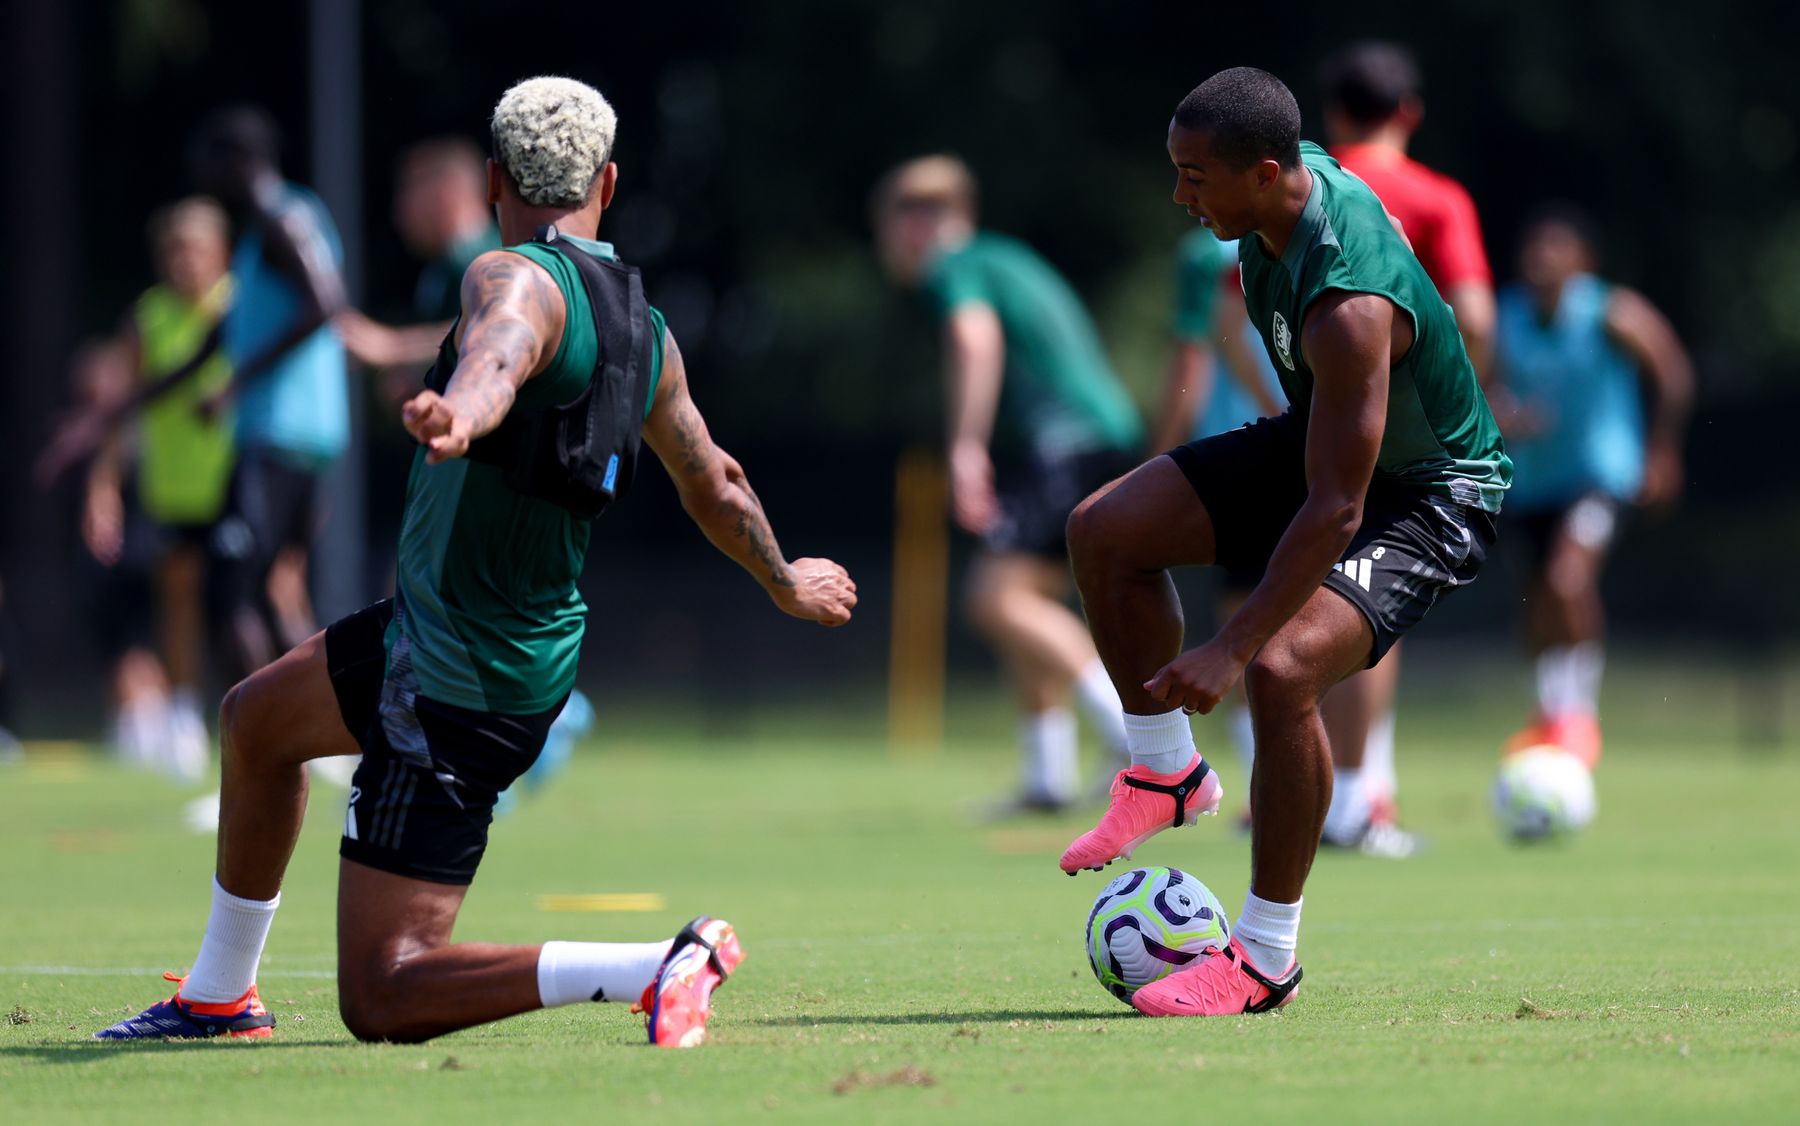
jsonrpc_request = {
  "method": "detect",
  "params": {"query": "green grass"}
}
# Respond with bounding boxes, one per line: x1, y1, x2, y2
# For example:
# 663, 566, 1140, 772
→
3, 666, 1799, 1124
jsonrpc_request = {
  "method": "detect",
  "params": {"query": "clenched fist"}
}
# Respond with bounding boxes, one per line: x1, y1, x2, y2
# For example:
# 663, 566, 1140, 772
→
771, 557, 858, 627
403, 390, 473, 464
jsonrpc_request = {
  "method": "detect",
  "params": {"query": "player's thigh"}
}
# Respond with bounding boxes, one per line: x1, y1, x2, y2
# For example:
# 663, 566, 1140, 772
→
336, 858, 468, 991
1246, 585, 1376, 708
222, 627, 363, 765
1542, 496, 1618, 595
1066, 455, 1221, 571
966, 549, 1074, 606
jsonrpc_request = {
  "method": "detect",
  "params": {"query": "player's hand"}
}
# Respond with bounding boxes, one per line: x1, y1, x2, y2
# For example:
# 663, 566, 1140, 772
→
82, 484, 124, 566
948, 441, 998, 535
403, 389, 472, 464
1637, 443, 1683, 513
771, 557, 858, 626
1144, 637, 1245, 717
334, 309, 403, 368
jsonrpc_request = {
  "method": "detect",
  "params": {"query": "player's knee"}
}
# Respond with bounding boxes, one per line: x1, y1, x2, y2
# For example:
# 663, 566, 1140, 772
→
217, 680, 249, 760
1244, 641, 1316, 711
1066, 490, 1130, 576
338, 966, 425, 1044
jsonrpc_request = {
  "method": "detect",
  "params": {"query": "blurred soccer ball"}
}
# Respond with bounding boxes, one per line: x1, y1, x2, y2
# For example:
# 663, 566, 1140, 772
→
1085, 866, 1229, 1004
1492, 744, 1596, 841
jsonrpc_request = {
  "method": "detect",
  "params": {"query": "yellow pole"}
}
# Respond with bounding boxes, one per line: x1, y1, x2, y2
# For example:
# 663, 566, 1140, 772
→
888, 448, 948, 756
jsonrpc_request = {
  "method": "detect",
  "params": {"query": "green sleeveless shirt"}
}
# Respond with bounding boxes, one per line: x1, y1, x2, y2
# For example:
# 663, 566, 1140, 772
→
1237, 142, 1510, 512
386, 236, 666, 713
133, 278, 237, 524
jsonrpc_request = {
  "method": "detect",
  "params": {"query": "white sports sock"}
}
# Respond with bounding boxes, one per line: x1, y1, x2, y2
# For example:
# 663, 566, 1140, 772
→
1227, 704, 1256, 774
1122, 709, 1196, 775
1235, 891, 1301, 976
1536, 642, 1605, 718
537, 940, 673, 1007
1322, 766, 1369, 843
1072, 660, 1129, 756
1363, 709, 1397, 803
182, 877, 280, 1003
1020, 707, 1079, 801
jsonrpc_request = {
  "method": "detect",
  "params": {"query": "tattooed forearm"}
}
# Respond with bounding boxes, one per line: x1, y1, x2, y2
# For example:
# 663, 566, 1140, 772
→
439, 253, 558, 439
729, 477, 796, 588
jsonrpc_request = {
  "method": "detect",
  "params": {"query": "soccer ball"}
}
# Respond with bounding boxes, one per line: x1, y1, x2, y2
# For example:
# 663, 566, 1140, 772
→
1492, 744, 1596, 841
1085, 866, 1230, 1004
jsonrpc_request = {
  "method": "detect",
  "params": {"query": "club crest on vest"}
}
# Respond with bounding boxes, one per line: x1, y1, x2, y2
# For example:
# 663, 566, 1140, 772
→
1272, 311, 1295, 371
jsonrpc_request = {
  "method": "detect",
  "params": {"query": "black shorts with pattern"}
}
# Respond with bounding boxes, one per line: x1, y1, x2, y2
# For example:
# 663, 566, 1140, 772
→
324, 600, 565, 886
1166, 411, 1497, 667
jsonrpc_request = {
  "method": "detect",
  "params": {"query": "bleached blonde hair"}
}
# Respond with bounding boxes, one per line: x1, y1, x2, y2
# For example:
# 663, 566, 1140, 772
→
490, 77, 617, 209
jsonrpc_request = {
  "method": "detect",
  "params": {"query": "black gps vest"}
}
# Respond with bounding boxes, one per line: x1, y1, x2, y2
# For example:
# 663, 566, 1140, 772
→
423, 225, 655, 519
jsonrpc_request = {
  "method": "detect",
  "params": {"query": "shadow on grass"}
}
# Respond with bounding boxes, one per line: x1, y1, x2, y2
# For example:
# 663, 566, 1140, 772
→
751, 1009, 1126, 1027
0, 1039, 360, 1065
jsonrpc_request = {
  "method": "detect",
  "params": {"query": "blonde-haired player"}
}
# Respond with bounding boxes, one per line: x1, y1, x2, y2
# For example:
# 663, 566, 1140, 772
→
99, 76, 856, 1048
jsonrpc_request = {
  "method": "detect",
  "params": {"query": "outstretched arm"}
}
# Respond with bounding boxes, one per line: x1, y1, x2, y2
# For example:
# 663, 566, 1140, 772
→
211, 206, 349, 406
401, 251, 563, 462
642, 329, 856, 626
1606, 286, 1694, 511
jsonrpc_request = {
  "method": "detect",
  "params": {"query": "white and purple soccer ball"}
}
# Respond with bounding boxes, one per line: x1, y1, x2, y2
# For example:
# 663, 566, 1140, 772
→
1085, 866, 1230, 1004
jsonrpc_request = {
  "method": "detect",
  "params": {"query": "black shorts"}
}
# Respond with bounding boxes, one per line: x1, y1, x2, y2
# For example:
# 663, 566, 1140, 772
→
1167, 412, 1496, 667
987, 446, 1137, 560
325, 600, 565, 886
1507, 493, 1623, 573
208, 446, 327, 609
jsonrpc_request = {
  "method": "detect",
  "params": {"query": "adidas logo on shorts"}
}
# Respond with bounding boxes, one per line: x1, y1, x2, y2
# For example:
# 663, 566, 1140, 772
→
1333, 556, 1374, 591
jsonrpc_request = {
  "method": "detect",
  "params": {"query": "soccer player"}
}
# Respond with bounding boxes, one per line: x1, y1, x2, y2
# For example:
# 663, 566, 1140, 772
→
79, 199, 237, 778
873, 156, 1142, 811
97, 77, 857, 1047
186, 107, 353, 684
1059, 68, 1509, 1014
337, 137, 502, 371
1308, 41, 1501, 854
1493, 206, 1692, 765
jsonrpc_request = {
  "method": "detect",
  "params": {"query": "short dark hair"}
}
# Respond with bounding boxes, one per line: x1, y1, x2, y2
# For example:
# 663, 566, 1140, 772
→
1318, 41, 1422, 126
1173, 67, 1302, 170
192, 105, 282, 167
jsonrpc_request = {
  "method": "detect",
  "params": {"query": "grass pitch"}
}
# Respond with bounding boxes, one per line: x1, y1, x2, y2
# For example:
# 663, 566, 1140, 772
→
3, 659, 1798, 1124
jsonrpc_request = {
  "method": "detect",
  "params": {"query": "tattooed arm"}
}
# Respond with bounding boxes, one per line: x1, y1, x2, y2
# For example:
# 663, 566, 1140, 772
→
642, 330, 857, 626
402, 251, 564, 463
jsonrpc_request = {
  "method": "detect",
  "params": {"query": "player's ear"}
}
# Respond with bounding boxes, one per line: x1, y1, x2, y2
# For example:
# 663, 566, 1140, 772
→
1255, 158, 1282, 192
597, 163, 618, 211
485, 158, 503, 205
1397, 95, 1425, 135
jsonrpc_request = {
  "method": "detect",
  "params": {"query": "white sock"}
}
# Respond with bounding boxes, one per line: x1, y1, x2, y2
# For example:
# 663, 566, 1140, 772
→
182, 877, 280, 1003
537, 940, 673, 1007
1123, 709, 1196, 775
1536, 641, 1605, 718
1322, 766, 1369, 842
1021, 707, 1079, 801
1227, 704, 1256, 774
1072, 660, 1129, 756
1235, 890, 1301, 976
1363, 709, 1397, 804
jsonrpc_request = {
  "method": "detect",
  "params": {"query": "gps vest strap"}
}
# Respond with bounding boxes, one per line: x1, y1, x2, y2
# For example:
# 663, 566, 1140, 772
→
424, 225, 653, 519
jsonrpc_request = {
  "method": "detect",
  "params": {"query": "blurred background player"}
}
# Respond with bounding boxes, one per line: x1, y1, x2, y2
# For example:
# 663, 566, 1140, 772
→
873, 155, 1141, 812
1493, 205, 1693, 766
1151, 229, 1286, 810
187, 106, 351, 685
1311, 41, 1499, 853
76, 199, 237, 778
